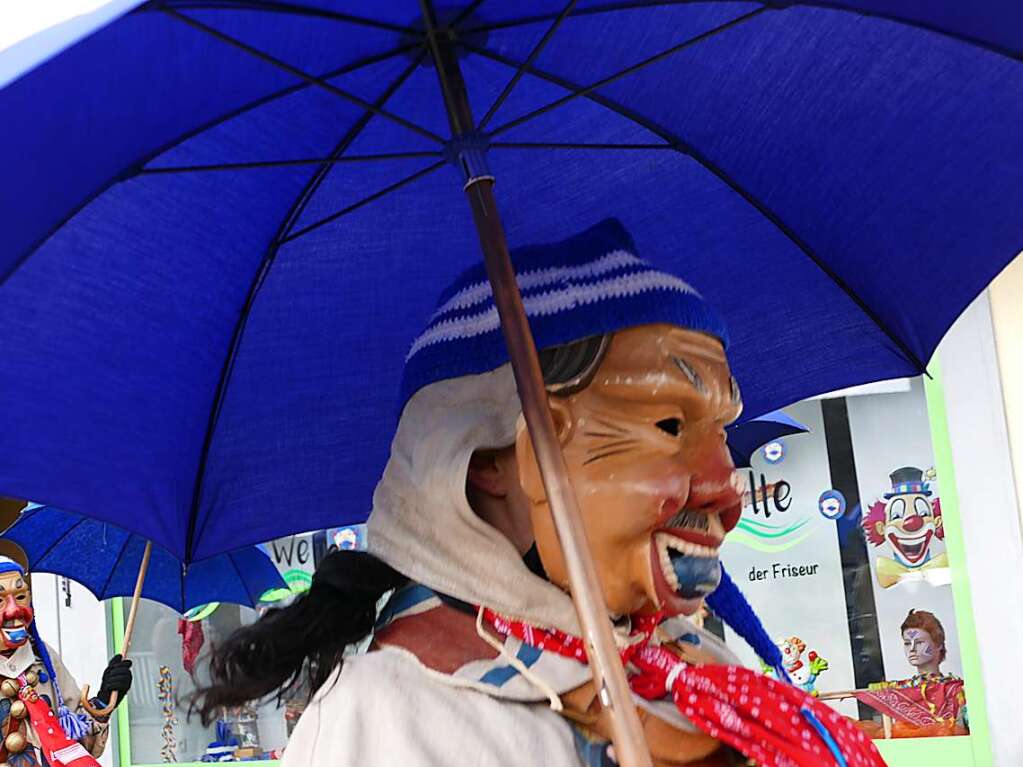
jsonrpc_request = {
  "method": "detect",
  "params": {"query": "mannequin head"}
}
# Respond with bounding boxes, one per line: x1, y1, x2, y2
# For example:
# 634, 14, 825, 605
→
901, 609, 946, 675
468, 324, 744, 618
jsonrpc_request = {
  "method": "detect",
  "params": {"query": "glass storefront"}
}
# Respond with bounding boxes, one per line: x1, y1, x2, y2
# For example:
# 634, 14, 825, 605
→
712, 375, 982, 762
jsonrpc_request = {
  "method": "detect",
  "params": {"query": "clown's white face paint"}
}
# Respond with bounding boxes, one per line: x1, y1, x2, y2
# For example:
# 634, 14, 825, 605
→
903, 628, 940, 674
884, 493, 939, 565
0, 571, 33, 654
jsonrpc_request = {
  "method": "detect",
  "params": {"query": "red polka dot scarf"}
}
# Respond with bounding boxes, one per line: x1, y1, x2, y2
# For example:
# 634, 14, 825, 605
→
482, 609, 886, 767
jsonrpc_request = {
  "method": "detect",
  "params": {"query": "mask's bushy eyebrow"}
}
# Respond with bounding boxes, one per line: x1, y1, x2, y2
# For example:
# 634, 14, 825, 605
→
730, 376, 743, 408
672, 355, 707, 396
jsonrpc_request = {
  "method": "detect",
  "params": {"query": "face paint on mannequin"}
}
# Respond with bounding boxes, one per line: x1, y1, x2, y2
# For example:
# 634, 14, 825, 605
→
903, 628, 941, 674
0, 571, 34, 654
517, 324, 744, 618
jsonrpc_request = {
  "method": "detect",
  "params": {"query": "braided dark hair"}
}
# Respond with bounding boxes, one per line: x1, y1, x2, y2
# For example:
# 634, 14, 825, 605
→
192, 334, 612, 721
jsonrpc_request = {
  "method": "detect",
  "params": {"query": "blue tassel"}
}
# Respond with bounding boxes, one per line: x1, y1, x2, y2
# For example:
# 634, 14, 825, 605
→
30, 621, 92, 740
705, 564, 783, 670
59, 704, 91, 741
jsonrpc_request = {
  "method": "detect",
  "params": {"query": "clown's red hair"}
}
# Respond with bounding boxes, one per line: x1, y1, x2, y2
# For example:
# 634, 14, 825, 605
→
862, 496, 944, 546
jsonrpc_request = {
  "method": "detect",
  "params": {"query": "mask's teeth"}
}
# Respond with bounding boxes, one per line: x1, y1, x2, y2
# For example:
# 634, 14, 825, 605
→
656, 536, 681, 591
665, 537, 716, 558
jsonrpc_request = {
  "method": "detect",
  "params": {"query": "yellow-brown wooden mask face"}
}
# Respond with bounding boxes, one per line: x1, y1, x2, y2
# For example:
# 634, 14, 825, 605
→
516, 324, 744, 618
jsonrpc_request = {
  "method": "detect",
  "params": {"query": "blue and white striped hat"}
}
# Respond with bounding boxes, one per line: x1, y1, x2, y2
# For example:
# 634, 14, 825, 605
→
401, 218, 728, 407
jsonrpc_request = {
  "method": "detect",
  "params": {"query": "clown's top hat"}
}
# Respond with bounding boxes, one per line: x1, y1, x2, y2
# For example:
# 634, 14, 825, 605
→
884, 466, 931, 498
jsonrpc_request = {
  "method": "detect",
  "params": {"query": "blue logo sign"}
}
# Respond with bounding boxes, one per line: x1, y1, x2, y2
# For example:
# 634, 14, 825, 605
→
762, 440, 786, 464
818, 489, 847, 520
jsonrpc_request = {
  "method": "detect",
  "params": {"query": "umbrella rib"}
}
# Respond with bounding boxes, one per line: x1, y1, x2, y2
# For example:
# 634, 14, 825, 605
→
464, 42, 929, 373
182, 55, 428, 561
226, 552, 256, 606
477, 0, 580, 131
490, 141, 672, 150
279, 161, 447, 245
460, 0, 1023, 61
0, 41, 417, 288
98, 534, 136, 601
22, 515, 84, 572
161, 8, 444, 144
488, 7, 768, 138
139, 151, 444, 174
153, 0, 417, 34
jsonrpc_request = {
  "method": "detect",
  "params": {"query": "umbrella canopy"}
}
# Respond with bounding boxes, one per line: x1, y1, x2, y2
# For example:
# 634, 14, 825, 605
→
0, 2, 1020, 562
2, 506, 285, 612
726, 410, 808, 469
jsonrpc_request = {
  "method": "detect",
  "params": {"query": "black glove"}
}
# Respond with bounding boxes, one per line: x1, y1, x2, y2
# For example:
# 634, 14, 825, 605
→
97, 654, 133, 705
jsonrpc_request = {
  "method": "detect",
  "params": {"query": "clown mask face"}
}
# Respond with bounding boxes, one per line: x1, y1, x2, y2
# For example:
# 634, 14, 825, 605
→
780, 638, 805, 668
517, 324, 743, 618
880, 493, 939, 565
903, 628, 939, 672
0, 571, 33, 652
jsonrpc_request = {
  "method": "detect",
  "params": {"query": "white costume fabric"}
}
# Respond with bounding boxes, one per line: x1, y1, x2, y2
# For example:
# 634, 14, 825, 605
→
0, 642, 110, 757
282, 367, 739, 766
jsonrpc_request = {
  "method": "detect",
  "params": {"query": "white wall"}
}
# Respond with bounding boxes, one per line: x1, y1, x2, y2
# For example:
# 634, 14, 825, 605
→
32, 573, 115, 767
936, 292, 1023, 765
988, 254, 1023, 529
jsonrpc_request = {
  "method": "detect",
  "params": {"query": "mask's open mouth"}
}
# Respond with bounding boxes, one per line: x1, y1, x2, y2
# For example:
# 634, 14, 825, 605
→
1, 619, 28, 646
650, 509, 724, 613
889, 529, 933, 564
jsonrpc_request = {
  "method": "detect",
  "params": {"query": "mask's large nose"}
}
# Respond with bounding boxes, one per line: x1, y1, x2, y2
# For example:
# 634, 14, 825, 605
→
685, 433, 743, 529
1, 593, 18, 615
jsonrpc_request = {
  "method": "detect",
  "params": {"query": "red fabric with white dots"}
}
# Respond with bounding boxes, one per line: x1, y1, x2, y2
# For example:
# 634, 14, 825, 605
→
483, 610, 886, 767
20, 683, 101, 767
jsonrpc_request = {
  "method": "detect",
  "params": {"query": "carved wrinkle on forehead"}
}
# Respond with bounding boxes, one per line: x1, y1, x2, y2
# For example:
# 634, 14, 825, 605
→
672, 356, 707, 396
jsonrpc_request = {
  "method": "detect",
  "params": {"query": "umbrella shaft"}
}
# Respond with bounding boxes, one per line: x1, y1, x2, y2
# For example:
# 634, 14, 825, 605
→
121, 540, 152, 656
465, 183, 654, 767
420, 5, 652, 762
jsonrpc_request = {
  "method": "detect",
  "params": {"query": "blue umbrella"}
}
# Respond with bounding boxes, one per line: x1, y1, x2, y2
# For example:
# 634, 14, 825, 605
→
726, 410, 808, 469
3, 505, 285, 715
3, 506, 285, 613
1, 5, 1021, 759
0, 3, 1019, 562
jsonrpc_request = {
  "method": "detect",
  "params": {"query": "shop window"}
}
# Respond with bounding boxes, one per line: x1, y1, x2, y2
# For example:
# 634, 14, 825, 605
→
716, 378, 974, 747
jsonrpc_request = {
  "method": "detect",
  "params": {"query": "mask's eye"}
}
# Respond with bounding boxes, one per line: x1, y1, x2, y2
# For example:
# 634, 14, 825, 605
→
914, 497, 930, 516
655, 418, 683, 437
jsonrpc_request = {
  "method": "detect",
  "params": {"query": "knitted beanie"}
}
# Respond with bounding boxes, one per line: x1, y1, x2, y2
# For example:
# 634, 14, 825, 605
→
401, 217, 728, 408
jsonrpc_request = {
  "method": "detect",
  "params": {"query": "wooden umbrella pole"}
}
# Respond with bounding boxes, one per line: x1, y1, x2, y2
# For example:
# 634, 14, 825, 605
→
418, 5, 652, 765
80, 540, 152, 718
120, 539, 153, 656
469, 180, 653, 767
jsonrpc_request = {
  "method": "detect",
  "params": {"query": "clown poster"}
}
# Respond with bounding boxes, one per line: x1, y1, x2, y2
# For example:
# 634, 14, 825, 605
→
845, 379, 963, 686
717, 378, 967, 732
861, 466, 947, 589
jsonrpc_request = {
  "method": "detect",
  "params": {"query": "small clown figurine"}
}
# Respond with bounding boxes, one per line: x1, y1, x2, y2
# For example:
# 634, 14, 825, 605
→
863, 467, 947, 588
0, 557, 132, 767
777, 636, 829, 695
